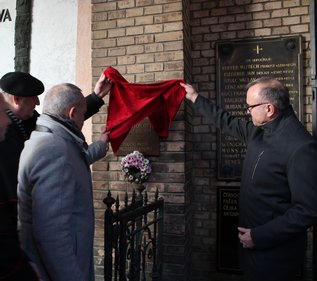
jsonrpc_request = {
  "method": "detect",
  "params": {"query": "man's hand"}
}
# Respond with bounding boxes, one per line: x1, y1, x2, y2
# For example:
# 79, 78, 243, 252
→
99, 131, 110, 151
94, 73, 112, 99
238, 227, 255, 249
180, 82, 199, 103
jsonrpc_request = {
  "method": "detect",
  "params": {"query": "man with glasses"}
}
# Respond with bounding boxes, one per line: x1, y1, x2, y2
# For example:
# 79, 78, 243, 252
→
180, 77, 317, 281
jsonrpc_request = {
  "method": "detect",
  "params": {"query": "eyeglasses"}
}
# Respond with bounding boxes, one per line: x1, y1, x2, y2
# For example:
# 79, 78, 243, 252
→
246, 103, 269, 113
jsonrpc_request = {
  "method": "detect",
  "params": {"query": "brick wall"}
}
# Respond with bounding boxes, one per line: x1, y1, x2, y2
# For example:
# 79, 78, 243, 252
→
187, 1, 312, 281
91, 0, 313, 280
91, 0, 189, 280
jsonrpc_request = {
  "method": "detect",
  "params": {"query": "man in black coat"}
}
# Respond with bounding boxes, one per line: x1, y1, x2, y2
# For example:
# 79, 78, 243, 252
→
0, 94, 11, 141
0, 71, 111, 280
180, 77, 317, 281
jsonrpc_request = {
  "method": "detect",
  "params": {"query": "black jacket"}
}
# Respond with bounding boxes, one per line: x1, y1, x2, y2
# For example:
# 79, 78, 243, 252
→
194, 95, 317, 281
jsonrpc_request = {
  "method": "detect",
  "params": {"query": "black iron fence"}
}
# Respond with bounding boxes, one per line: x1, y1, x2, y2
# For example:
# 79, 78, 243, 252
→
103, 186, 164, 281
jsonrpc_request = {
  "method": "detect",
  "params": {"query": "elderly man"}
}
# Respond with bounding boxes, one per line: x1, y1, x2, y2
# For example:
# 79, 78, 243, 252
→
0, 94, 11, 141
0, 71, 111, 280
18, 83, 109, 281
180, 77, 317, 281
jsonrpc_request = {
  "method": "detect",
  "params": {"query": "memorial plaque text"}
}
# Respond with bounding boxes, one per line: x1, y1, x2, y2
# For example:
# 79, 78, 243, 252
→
217, 187, 240, 272
115, 118, 160, 156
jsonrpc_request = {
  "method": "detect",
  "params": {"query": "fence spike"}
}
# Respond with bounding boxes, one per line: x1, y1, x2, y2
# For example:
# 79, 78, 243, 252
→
103, 190, 115, 209
132, 189, 136, 206
125, 190, 128, 208
144, 190, 148, 205
155, 187, 159, 201
115, 194, 120, 211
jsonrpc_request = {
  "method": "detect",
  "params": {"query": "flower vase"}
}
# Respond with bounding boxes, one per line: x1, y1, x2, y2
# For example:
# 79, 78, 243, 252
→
136, 183, 146, 203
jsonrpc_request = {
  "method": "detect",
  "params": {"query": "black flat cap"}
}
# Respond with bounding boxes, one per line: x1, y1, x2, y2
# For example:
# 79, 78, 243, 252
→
0, 72, 44, 97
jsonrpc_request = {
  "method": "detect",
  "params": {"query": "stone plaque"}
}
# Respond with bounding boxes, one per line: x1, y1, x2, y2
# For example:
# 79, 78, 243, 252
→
115, 118, 160, 156
217, 187, 240, 272
216, 36, 303, 180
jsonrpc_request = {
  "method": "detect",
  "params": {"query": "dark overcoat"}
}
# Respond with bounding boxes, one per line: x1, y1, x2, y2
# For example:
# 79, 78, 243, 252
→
194, 95, 317, 281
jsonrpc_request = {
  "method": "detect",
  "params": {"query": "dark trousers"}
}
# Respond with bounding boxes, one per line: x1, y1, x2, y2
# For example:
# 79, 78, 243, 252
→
0, 240, 39, 281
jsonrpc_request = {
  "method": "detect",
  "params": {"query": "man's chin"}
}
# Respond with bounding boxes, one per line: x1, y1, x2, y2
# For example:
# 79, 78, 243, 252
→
252, 120, 267, 127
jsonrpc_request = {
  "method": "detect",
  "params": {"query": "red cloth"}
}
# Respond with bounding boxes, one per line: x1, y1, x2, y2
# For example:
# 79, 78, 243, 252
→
104, 67, 185, 153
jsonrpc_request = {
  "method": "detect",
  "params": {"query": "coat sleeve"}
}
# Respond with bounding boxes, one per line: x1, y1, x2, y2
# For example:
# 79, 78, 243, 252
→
84, 92, 104, 120
86, 140, 108, 165
25, 138, 87, 281
251, 140, 317, 249
194, 95, 253, 143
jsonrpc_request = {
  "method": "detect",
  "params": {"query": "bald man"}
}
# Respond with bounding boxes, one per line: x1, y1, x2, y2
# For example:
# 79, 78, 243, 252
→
181, 77, 317, 281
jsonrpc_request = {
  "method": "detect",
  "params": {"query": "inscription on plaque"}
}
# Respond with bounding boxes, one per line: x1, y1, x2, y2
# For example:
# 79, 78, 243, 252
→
217, 187, 240, 272
216, 36, 303, 179
115, 118, 160, 156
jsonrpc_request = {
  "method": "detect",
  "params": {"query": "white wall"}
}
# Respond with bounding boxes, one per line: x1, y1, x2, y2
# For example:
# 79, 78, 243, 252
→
30, 0, 78, 113
0, 0, 79, 111
0, 0, 16, 74
0, 0, 93, 141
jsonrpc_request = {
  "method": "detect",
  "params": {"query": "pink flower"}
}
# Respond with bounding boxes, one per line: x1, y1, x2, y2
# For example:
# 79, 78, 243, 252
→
120, 151, 152, 184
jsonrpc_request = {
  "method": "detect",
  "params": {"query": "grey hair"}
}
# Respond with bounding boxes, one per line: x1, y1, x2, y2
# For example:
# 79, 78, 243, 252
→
0, 90, 13, 102
246, 77, 290, 112
43, 83, 84, 117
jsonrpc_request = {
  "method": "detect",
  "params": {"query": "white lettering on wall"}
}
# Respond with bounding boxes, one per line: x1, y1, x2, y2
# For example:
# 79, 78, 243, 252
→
0, 0, 16, 73
0, 8, 12, 22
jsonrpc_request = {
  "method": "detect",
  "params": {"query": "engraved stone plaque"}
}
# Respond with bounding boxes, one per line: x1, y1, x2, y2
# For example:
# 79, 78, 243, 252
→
217, 187, 240, 272
216, 36, 303, 180
115, 118, 160, 156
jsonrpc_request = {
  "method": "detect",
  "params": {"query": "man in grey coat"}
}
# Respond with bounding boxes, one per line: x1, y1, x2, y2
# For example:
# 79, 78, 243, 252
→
18, 83, 110, 281
0, 71, 111, 280
180, 77, 317, 281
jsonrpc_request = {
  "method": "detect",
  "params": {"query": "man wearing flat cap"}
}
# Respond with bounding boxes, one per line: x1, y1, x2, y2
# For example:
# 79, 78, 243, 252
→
0, 71, 112, 280
0, 95, 11, 141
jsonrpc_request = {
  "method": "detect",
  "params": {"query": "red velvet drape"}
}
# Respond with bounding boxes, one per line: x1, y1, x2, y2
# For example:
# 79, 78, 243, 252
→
104, 67, 185, 153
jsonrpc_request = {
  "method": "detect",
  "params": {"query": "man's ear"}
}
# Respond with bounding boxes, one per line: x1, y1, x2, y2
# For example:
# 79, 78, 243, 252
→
12, 95, 22, 106
68, 106, 76, 120
267, 103, 276, 118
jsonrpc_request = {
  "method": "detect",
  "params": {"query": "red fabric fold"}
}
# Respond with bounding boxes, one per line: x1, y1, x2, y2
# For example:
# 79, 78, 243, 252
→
104, 67, 185, 153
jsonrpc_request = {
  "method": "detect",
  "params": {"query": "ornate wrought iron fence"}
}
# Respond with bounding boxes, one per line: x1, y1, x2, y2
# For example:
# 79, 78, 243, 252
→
103, 187, 164, 281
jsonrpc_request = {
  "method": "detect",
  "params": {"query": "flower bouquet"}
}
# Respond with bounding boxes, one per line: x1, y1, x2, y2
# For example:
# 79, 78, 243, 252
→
120, 151, 152, 184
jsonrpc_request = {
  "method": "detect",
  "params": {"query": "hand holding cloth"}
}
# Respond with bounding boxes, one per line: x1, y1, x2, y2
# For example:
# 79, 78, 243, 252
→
104, 67, 185, 153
